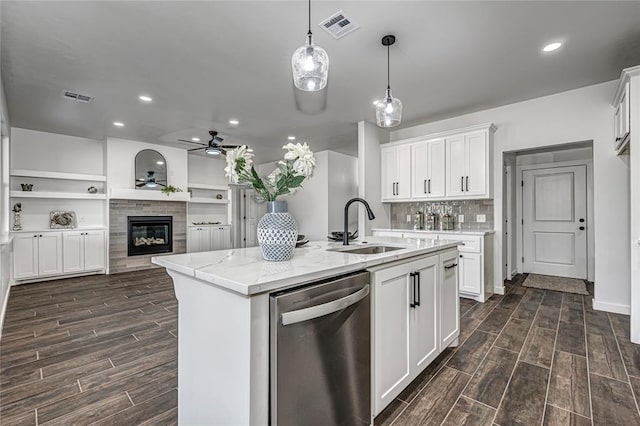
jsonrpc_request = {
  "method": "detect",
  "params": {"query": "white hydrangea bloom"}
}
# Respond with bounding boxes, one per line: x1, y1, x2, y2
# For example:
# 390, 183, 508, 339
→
283, 142, 315, 177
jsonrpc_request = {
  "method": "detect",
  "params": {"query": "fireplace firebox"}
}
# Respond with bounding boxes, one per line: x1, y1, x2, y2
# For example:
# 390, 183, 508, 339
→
127, 216, 173, 256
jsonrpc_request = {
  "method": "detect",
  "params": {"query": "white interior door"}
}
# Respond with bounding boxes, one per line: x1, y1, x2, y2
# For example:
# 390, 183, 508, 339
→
523, 165, 587, 279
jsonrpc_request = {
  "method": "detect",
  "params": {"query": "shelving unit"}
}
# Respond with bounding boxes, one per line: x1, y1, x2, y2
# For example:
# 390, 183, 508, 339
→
11, 191, 107, 200
11, 169, 107, 182
186, 183, 232, 227
187, 183, 228, 191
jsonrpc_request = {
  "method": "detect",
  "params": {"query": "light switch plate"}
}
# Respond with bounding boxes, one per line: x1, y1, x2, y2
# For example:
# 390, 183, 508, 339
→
476, 214, 486, 223
406, 215, 412, 223
458, 214, 464, 223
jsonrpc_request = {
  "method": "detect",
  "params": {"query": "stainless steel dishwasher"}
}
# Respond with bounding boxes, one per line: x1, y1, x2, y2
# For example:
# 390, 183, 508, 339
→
270, 271, 371, 426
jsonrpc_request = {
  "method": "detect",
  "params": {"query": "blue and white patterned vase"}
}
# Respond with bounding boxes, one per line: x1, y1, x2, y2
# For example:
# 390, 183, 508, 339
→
257, 201, 298, 261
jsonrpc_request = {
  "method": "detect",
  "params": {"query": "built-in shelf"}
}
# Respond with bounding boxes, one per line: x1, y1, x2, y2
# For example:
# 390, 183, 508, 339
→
189, 198, 229, 204
10, 169, 107, 182
187, 183, 230, 191
109, 188, 191, 202
11, 226, 107, 233
10, 191, 107, 200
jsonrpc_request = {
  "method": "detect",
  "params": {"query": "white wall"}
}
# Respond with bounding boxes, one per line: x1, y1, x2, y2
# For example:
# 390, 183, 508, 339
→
187, 154, 228, 186
357, 121, 391, 236
629, 72, 640, 341
107, 137, 188, 192
0, 73, 11, 335
327, 151, 358, 233
390, 80, 630, 313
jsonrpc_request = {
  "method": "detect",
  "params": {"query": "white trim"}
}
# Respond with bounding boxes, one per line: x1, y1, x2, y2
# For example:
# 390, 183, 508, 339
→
10, 169, 106, 181
380, 122, 496, 148
188, 198, 229, 204
613, 65, 640, 104
0, 284, 9, 341
187, 183, 229, 191
10, 190, 106, 200
494, 285, 505, 295
592, 299, 630, 315
109, 188, 190, 202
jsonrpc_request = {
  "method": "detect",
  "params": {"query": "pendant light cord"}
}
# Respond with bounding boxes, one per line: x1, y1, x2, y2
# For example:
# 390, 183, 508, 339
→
307, 0, 312, 40
387, 44, 391, 90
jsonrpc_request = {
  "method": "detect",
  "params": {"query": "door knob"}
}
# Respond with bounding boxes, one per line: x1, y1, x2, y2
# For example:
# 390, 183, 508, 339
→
579, 218, 585, 223
579, 226, 585, 231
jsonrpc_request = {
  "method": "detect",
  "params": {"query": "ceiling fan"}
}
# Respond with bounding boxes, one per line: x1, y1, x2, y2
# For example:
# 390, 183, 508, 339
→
178, 130, 247, 156
136, 170, 166, 188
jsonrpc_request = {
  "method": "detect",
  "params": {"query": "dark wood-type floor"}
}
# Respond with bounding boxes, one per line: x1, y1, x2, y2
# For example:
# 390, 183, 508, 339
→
375, 274, 640, 426
1, 271, 639, 425
0, 269, 178, 425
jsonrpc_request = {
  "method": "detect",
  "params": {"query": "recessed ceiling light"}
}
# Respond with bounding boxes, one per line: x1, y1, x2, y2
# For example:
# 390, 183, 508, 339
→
138, 95, 153, 103
191, 137, 200, 142
113, 121, 125, 127
287, 136, 296, 140
156, 161, 164, 165
229, 119, 239, 125
542, 42, 562, 52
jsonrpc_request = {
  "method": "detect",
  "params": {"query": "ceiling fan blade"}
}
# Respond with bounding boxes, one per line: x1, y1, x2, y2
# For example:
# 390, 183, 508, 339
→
178, 139, 207, 146
188, 147, 205, 152
136, 182, 146, 187
219, 144, 242, 149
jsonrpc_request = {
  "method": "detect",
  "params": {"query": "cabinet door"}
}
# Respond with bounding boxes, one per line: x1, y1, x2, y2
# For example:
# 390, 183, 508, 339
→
381, 146, 398, 201
459, 253, 482, 295
188, 228, 202, 253
221, 227, 231, 249
38, 232, 63, 276
13, 234, 39, 279
211, 228, 229, 250
465, 132, 488, 197
395, 144, 412, 199
446, 135, 466, 197
84, 231, 105, 271
62, 232, 84, 273
200, 228, 212, 251
373, 263, 413, 415
411, 141, 429, 199
410, 255, 439, 372
427, 139, 446, 198
244, 190, 259, 248
439, 251, 460, 350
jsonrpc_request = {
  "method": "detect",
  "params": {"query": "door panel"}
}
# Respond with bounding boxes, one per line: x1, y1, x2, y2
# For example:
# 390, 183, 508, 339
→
411, 257, 439, 371
381, 147, 397, 200
446, 136, 466, 197
440, 251, 460, 349
460, 253, 482, 295
465, 132, 487, 196
396, 145, 412, 199
38, 233, 63, 276
63, 232, 84, 273
13, 234, 39, 279
427, 139, 446, 198
411, 142, 429, 199
84, 231, 105, 271
523, 165, 587, 279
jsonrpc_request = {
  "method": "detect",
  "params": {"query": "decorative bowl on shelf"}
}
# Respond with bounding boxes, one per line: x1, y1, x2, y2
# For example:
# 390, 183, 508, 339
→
20, 183, 33, 191
87, 186, 98, 194
216, 194, 223, 200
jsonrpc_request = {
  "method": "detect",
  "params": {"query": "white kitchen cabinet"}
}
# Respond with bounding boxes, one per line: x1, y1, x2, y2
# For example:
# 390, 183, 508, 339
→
13, 232, 63, 279
446, 131, 490, 198
614, 81, 631, 152
459, 252, 482, 295
411, 139, 445, 199
381, 144, 411, 201
188, 226, 231, 253
371, 252, 455, 415
211, 227, 231, 250
63, 230, 105, 273
439, 250, 460, 350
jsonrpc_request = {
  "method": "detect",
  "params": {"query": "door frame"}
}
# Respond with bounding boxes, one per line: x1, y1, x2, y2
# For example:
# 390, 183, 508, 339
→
516, 159, 594, 281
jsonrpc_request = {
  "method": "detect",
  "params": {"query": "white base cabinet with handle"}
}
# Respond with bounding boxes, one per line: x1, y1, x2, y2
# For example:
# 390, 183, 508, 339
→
188, 226, 231, 253
370, 250, 460, 416
62, 230, 105, 273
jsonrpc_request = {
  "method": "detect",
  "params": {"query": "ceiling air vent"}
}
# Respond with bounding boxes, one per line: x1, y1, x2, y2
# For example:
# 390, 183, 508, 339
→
62, 90, 93, 104
319, 10, 359, 39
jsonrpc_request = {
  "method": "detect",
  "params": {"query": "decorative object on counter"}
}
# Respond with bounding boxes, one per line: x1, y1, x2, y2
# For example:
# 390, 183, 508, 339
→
426, 211, 438, 231
375, 35, 402, 128
412, 210, 424, 230
160, 185, 183, 196
291, 0, 328, 92
215, 194, 223, 200
20, 183, 33, 191
192, 221, 222, 225
295, 234, 310, 248
12, 203, 22, 231
225, 142, 315, 261
50, 211, 77, 229
87, 186, 98, 194
441, 211, 455, 231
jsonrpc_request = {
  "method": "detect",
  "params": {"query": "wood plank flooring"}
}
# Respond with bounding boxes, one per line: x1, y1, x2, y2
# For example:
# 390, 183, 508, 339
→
0, 268, 177, 425
2, 271, 639, 425
375, 274, 640, 426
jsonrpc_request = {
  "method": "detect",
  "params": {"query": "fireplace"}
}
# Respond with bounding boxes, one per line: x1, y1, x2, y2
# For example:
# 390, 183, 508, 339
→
127, 216, 173, 256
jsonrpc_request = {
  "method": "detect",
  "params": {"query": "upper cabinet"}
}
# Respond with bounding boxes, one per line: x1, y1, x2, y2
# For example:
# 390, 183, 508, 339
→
381, 123, 496, 202
613, 65, 640, 156
381, 144, 411, 201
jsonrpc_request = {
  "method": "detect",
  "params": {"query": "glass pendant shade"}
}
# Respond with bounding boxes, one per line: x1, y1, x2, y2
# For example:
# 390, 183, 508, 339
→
291, 36, 329, 91
376, 88, 403, 128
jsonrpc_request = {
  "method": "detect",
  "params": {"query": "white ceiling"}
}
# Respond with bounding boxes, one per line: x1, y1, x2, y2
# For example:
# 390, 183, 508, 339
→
1, 1, 639, 162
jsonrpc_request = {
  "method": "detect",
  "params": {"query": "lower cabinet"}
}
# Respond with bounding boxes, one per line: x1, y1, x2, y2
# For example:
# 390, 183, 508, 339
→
13, 232, 63, 280
188, 226, 231, 253
459, 252, 482, 295
62, 230, 106, 273
371, 251, 460, 415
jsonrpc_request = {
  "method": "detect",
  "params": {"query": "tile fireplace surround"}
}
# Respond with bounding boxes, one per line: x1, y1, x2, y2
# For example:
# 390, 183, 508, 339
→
109, 199, 186, 273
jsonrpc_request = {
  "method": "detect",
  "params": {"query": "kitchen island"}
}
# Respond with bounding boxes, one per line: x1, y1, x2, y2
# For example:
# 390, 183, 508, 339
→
152, 236, 460, 425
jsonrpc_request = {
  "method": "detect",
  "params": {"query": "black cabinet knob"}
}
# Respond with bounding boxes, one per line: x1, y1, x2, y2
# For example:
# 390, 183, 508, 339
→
579, 218, 585, 223
579, 226, 585, 231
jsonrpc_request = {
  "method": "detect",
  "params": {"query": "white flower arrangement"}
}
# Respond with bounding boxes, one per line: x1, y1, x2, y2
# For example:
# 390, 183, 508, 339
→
225, 142, 315, 202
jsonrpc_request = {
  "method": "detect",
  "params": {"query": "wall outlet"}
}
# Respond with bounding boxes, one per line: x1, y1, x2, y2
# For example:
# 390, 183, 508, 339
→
406, 214, 412, 223
476, 214, 486, 223
458, 214, 464, 223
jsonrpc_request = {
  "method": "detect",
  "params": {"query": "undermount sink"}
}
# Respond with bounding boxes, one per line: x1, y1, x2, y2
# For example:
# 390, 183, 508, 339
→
328, 245, 404, 255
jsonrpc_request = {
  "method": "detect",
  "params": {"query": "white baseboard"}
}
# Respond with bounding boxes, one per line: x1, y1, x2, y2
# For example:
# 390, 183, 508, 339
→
592, 299, 630, 315
494, 286, 505, 295
0, 285, 10, 341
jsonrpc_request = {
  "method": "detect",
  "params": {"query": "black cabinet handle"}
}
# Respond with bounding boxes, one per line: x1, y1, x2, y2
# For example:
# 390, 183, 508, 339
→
445, 263, 458, 270
424, 179, 427, 194
39, 235, 43, 238
579, 218, 585, 223
579, 226, 585, 231
616, 137, 621, 141
409, 272, 416, 308
428, 179, 431, 194
461, 176, 464, 191
415, 272, 421, 307
466, 176, 469, 192
396, 182, 399, 195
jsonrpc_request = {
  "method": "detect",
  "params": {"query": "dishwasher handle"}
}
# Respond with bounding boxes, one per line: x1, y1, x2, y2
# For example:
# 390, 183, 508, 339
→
281, 284, 370, 326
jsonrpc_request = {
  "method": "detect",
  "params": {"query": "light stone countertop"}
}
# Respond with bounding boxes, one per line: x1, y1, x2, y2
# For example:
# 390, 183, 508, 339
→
372, 228, 495, 236
152, 236, 460, 296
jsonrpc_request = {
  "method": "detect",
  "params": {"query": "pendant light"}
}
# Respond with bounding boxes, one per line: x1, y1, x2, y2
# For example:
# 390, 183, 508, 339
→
375, 35, 402, 128
291, 0, 329, 91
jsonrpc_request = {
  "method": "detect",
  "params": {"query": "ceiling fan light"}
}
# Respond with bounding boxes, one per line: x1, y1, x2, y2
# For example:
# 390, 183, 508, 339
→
205, 146, 221, 155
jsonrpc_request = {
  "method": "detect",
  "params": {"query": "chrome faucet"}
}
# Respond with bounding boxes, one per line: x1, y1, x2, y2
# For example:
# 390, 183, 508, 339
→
344, 198, 375, 245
